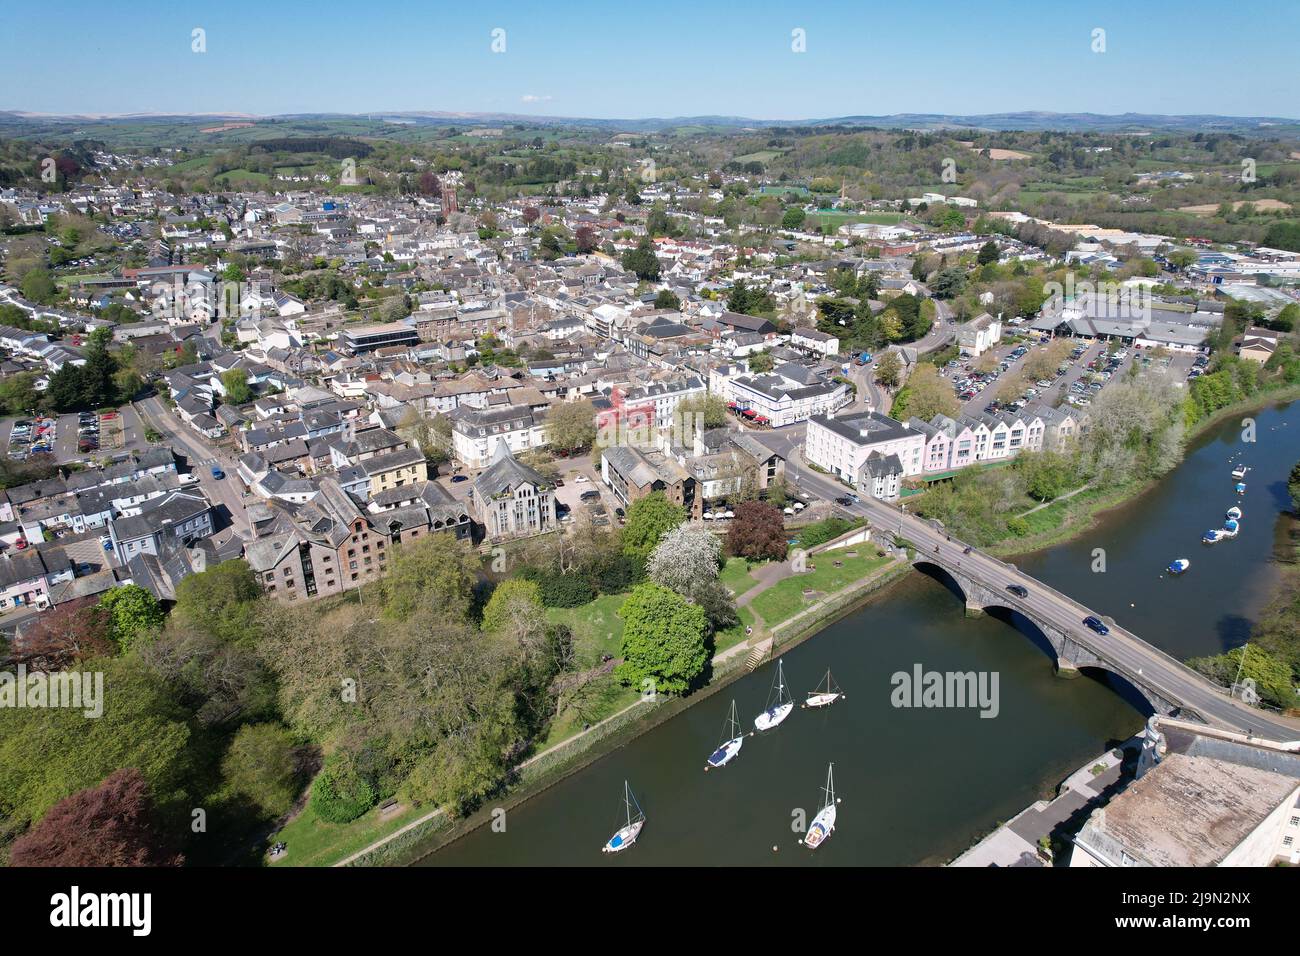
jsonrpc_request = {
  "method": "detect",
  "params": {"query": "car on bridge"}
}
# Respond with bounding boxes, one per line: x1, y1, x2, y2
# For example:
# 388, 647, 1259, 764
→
1005, 584, 1028, 598
1083, 615, 1110, 635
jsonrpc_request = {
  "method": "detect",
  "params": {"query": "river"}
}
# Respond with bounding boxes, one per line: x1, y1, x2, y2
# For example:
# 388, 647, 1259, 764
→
418, 399, 1299, 867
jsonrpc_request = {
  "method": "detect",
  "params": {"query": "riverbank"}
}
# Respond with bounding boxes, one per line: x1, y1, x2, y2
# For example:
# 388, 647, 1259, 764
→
341, 552, 909, 867
950, 735, 1139, 867
990, 386, 1300, 558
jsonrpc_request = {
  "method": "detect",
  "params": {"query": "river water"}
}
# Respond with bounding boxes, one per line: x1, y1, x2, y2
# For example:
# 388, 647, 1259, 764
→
419, 399, 1299, 867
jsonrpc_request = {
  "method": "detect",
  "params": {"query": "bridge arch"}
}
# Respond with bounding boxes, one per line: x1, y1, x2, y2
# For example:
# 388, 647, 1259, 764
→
911, 560, 971, 605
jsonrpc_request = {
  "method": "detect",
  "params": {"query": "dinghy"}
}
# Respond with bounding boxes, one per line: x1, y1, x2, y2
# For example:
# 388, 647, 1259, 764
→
1235, 482, 1247, 495
1166, 559, 1190, 574
803, 763, 838, 850
1231, 464, 1248, 480
706, 700, 745, 769
1226, 506, 1242, 521
753, 659, 794, 731
1220, 519, 1239, 538
805, 669, 844, 709
1203, 529, 1224, 544
601, 781, 645, 854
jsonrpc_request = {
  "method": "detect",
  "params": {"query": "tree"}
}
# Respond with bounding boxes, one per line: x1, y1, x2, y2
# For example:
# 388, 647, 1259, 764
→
748, 350, 775, 373
976, 241, 999, 266
20, 268, 57, 304
621, 237, 661, 280
621, 491, 686, 560
930, 267, 967, 299
481, 578, 547, 652
875, 352, 903, 388
379, 533, 480, 622
220, 723, 300, 818
782, 207, 807, 230
0, 657, 195, 833
726, 501, 788, 561
890, 364, 958, 421
172, 559, 264, 646
1289, 460, 1300, 513
522, 206, 540, 225
616, 582, 709, 695
653, 289, 681, 311
311, 753, 376, 824
646, 526, 722, 597
545, 399, 596, 453
10, 596, 113, 670
674, 392, 729, 431
98, 585, 164, 652
10, 769, 183, 867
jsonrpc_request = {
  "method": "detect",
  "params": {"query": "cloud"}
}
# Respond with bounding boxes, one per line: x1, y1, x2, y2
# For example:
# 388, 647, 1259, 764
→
520, 94, 553, 104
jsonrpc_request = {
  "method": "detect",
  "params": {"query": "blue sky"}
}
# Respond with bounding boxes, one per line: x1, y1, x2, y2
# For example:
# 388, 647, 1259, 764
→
4, 0, 1298, 119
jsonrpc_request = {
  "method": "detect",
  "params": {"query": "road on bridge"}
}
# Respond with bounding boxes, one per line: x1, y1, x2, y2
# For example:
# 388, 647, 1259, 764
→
764, 437, 1300, 743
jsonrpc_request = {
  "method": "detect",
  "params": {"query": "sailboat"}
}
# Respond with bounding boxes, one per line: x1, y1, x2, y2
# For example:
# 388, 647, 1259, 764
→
601, 780, 645, 854
706, 700, 745, 769
805, 669, 844, 709
754, 659, 794, 731
803, 763, 838, 850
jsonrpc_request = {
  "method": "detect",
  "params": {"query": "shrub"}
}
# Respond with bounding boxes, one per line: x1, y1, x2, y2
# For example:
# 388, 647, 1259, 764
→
311, 756, 377, 824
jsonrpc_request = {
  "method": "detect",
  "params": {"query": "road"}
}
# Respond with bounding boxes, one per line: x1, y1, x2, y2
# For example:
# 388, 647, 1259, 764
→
135, 396, 250, 540
758, 435, 1300, 743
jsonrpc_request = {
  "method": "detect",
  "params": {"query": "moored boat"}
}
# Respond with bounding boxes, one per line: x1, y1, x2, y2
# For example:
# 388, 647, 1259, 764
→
706, 700, 745, 769
1235, 482, 1247, 495
1220, 519, 1239, 538
1167, 558, 1190, 574
805, 669, 844, 709
1231, 464, 1248, 480
601, 780, 645, 854
1202, 529, 1224, 544
753, 659, 794, 731
1225, 506, 1242, 521
803, 763, 838, 850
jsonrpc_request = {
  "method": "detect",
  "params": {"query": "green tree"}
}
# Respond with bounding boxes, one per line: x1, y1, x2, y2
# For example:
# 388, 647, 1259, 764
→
220, 723, 300, 818
615, 581, 709, 695
976, 241, 999, 266
621, 237, 661, 280
172, 559, 264, 646
379, 533, 480, 622
0, 657, 195, 832
653, 289, 681, 311
1289, 460, 1300, 513
621, 491, 686, 560
481, 578, 545, 634
98, 584, 164, 651
544, 399, 596, 453
875, 352, 903, 388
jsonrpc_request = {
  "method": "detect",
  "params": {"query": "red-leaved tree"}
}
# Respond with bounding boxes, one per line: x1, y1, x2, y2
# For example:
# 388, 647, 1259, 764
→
726, 501, 788, 561
10, 768, 183, 867
10, 595, 113, 671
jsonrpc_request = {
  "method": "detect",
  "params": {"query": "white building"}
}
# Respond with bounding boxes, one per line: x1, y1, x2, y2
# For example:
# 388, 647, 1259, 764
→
804, 411, 925, 497
956, 312, 1002, 357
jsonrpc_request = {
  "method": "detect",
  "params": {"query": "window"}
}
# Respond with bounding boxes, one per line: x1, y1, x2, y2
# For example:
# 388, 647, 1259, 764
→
1291, 816, 1300, 827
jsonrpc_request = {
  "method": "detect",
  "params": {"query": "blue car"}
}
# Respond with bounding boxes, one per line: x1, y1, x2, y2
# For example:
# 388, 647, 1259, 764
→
210, 465, 225, 480
1082, 615, 1109, 636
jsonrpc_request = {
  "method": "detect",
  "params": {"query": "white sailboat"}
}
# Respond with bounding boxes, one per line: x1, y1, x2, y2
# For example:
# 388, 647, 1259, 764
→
706, 700, 745, 769
601, 780, 646, 853
754, 659, 794, 731
803, 763, 838, 850
805, 669, 844, 709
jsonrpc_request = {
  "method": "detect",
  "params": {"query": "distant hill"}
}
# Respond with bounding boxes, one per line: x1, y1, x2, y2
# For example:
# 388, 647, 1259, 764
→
2, 109, 1298, 137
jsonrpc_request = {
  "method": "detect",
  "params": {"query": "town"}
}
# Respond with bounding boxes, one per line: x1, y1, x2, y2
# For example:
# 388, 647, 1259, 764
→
1, 4, 1300, 895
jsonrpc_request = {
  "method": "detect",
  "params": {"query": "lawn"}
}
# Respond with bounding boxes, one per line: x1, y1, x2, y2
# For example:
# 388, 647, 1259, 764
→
804, 211, 905, 228
719, 557, 763, 598
749, 554, 890, 627
547, 592, 626, 667
269, 798, 424, 868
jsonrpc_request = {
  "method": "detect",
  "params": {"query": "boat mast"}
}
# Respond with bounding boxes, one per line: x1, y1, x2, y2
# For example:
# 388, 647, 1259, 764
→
824, 763, 835, 808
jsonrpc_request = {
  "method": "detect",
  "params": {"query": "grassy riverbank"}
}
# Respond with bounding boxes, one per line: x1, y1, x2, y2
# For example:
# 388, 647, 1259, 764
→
298, 548, 902, 867
987, 386, 1300, 558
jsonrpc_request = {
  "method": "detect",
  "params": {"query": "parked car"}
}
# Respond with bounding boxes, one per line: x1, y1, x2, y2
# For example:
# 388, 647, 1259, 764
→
450, 474, 469, 483
1082, 615, 1109, 635
580, 489, 600, 501
573, 474, 590, 483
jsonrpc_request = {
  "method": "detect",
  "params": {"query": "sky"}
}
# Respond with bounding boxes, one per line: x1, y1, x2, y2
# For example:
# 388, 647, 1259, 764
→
3, 0, 1298, 120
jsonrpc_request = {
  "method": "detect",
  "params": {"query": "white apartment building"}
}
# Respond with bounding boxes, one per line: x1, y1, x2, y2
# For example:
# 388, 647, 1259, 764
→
450, 403, 548, 469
